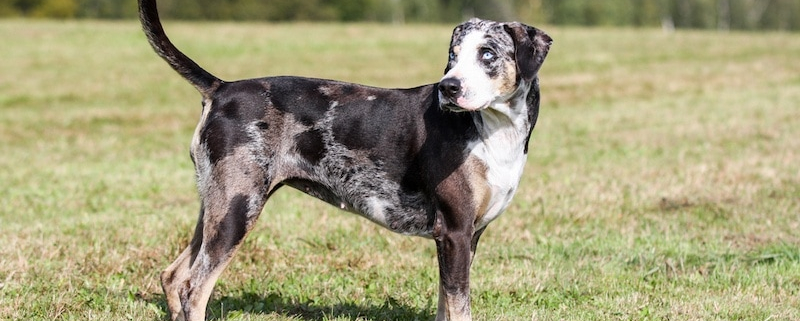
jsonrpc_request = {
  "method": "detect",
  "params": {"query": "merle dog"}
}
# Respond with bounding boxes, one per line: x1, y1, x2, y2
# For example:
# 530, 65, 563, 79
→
139, 0, 552, 320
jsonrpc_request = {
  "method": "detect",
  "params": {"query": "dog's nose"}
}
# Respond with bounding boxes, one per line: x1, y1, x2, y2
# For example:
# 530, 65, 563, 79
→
438, 78, 462, 98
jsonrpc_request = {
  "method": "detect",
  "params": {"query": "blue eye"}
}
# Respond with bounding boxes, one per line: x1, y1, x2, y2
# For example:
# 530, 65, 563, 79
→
449, 52, 456, 61
481, 49, 495, 61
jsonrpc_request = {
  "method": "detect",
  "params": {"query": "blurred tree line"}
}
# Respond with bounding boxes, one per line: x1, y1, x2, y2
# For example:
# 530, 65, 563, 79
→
1, 0, 798, 31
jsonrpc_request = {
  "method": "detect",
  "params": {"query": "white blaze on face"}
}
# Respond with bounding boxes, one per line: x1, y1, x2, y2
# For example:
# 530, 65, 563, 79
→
441, 31, 497, 111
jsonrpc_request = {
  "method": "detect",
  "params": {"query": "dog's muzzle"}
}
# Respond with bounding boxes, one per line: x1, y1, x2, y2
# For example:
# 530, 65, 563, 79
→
438, 78, 464, 111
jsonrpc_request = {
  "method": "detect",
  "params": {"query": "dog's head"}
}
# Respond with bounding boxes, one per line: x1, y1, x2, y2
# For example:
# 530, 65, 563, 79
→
438, 18, 552, 112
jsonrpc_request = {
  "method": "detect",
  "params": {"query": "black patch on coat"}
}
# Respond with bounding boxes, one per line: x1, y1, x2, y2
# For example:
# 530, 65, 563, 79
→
268, 76, 331, 126
329, 98, 395, 151
295, 128, 326, 164
255, 121, 270, 131
201, 82, 268, 164
206, 194, 249, 265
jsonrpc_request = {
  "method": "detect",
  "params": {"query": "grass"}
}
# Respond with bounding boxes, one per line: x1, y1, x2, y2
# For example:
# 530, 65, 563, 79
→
1, 19, 799, 320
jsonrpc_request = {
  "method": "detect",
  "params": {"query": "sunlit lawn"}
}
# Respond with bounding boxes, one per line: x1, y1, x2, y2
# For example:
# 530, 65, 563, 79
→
1, 20, 798, 320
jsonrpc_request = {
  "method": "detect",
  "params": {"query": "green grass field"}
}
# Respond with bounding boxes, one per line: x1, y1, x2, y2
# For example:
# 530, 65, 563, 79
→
1, 19, 798, 320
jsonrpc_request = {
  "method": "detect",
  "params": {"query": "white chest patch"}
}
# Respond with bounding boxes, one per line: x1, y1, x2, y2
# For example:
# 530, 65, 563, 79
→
469, 105, 529, 229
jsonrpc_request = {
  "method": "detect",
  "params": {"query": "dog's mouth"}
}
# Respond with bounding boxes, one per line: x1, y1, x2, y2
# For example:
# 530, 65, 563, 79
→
439, 97, 489, 113
439, 93, 477, 112
440, 101, 466, 112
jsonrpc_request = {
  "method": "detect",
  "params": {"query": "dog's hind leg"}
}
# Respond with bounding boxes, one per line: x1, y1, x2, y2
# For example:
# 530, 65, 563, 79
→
161, 206, 205, 321
164, 153, 272, 321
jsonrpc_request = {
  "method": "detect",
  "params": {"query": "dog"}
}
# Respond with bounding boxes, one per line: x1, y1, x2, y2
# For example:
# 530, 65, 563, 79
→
139, 0, 551, 320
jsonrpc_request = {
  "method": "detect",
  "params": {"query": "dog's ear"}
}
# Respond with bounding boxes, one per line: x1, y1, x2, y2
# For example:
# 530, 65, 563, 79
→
504, 23, 552, 82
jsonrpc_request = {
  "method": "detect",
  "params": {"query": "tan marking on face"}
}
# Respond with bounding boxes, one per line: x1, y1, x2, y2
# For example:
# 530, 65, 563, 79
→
496, 59, 518, 96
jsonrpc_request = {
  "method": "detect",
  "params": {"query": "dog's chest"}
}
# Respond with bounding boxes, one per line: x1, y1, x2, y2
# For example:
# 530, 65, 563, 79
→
468, 113, 528, 229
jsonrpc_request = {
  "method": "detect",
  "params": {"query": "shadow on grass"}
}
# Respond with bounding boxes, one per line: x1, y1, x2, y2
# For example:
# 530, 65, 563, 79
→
145, 291, 432, 321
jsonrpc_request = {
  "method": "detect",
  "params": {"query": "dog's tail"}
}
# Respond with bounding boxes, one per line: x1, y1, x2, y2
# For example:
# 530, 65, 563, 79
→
138, 0, 221, 97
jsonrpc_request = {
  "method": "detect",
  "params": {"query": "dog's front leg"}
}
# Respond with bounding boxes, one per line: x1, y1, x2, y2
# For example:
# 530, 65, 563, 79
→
433, 213, 475, 321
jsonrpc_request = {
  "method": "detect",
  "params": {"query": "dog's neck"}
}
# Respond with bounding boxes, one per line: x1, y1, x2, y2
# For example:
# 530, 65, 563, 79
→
471, 82, 533, 154
465, 83, 533, 229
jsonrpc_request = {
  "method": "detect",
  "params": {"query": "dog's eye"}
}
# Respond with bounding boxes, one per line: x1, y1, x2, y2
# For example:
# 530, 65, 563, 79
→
449, 51, 456, 61
480, 49, 495, 62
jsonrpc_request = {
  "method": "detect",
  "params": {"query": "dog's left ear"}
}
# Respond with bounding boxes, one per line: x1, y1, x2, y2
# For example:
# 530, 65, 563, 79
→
504, 23, 553, 83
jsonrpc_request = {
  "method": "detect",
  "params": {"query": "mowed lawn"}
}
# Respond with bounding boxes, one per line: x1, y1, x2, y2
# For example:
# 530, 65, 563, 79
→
1, 19, 798, 320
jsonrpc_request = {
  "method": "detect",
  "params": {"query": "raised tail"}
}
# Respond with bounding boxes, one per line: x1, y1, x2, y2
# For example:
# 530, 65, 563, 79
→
138, 0, 221, 97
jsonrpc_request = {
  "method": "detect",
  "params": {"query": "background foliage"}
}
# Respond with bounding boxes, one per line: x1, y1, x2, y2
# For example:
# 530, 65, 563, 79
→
2, 0, 799, 31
